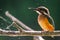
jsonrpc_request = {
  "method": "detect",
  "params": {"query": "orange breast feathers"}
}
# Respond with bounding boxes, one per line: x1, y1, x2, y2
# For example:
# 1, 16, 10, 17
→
38, 15, 55, 32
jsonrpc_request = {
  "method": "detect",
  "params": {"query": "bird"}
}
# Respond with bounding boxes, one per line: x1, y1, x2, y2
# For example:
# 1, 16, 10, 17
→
31, 6, 55, 32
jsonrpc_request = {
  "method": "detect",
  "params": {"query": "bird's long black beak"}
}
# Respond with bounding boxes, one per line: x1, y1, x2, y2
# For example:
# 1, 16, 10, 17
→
28, 7, 37, 11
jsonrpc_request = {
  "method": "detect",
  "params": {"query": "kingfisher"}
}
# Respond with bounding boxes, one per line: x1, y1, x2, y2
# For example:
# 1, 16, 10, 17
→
29, 6, 55, 32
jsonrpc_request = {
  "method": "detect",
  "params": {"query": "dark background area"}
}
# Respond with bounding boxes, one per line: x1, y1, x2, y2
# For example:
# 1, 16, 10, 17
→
0, 0, 60, 40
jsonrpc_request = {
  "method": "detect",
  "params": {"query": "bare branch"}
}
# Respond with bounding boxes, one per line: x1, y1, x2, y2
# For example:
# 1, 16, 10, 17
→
5, 11, 45, 40
0, 29, 60, 36
5, 11, 33, 31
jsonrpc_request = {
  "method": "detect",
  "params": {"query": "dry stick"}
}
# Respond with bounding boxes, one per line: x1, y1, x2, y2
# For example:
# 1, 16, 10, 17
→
0, 12, 60, 37
0, 16, 11, 24
0, 28, 60, 36
5, 11, 45, 40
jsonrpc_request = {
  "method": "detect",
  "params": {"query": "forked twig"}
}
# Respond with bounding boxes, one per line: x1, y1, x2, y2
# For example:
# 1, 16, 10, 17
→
5, 11, 45, 40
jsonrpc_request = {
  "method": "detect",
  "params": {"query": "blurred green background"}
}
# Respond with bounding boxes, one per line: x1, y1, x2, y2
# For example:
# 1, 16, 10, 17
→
0, 0, 60, 40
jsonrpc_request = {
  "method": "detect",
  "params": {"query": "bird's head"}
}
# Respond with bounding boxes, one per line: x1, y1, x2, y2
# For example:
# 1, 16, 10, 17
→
30, 6, 50, 15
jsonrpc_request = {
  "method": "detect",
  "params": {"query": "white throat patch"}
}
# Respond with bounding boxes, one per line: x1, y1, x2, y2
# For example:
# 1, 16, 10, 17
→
36, 11, 42, 15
